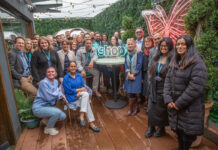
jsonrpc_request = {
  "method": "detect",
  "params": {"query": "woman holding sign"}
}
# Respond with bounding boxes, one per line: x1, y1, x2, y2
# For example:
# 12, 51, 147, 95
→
124, 38, 143, 116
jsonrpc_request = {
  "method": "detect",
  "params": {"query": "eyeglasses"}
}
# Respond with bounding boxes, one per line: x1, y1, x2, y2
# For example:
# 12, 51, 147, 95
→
136, 31, 143, 34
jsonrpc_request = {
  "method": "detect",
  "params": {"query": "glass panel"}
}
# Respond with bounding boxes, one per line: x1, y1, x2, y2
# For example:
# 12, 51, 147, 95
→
0, 6, 28, 51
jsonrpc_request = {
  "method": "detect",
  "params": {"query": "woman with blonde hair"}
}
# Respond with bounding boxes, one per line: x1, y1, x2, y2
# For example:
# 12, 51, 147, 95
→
31, 36, 63, 87
124, 38, 143, 116
24, 38, 34, 69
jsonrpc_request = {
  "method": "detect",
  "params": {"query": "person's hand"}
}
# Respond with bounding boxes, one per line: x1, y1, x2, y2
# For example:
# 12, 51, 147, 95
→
172, 103, 179, 110
59, 77, 63, 83
36, 81, 40, 86
88, 61, 94, 70
81, 71, 86, 78
168, 102, 174, 109
61, 95, 68, 103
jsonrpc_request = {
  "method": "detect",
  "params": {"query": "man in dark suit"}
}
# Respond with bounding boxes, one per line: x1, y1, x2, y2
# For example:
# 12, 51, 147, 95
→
8, 37, 37, 99
135, 27, 145, 51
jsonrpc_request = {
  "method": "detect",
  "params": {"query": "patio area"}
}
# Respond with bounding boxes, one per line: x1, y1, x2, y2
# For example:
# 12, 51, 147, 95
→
15, 92, 218, 150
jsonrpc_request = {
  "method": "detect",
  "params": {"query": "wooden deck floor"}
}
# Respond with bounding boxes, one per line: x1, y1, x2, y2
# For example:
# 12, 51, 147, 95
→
15, 93, 218, 150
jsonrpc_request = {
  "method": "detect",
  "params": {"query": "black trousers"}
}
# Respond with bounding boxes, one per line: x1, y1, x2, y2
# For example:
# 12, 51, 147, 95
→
176, 130, 197, 150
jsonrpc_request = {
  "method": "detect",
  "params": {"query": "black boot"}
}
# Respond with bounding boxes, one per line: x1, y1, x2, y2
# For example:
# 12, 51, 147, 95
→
154, 127, 165, 137
145, 126, 155, 138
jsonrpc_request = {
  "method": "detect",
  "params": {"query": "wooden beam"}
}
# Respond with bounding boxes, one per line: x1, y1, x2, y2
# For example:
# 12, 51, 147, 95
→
0, 18, 21, 145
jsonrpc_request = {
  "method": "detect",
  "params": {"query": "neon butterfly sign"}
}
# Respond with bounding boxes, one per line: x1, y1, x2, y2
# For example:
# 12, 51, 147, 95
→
142, 0, 191, 44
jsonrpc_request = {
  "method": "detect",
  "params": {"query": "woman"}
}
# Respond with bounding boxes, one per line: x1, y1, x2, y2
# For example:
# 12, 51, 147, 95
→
145, 37, 173, 138
107, 36, 121, 93
102, 33, 109, 46
69, 40, 78, 55
24, 38, 34, 69
142, 36, 154, 108
62, 61, 100, 132
31, 37, 63, 87
57, 40, 76, 75
76, 35, 83, 46
124, 38, 143, 116
164, 35, 207, 150
32, 67, 66, 136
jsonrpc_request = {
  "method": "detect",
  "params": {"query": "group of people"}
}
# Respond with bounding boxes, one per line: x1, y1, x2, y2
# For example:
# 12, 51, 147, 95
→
8, 26, 207, 150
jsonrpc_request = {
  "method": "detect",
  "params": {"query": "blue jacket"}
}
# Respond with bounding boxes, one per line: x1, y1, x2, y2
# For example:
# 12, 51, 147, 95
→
62, 72, 85, 102
32, 78, 63, 110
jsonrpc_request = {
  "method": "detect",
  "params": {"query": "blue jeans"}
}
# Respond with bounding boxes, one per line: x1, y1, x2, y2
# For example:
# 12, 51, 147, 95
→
33, 106, 66, 128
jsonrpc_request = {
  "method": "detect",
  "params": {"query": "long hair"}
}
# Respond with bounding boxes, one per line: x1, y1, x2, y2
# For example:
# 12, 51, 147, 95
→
38, 36, 54, 52
149, 37, 174, 77
110, 36, 119, 46
144, 36, 154, 52
24, 38, 34, 53
169, 35, 202, 69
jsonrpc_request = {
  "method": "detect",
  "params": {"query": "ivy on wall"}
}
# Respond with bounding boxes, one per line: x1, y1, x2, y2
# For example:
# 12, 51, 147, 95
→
35, 18, 93, 36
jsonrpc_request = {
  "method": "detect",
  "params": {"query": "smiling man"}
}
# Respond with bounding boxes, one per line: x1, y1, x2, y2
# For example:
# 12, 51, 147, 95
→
8, 37, 37, 99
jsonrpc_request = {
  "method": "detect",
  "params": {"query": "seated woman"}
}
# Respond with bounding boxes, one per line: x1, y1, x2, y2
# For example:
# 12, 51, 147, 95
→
124, 38, 143, 116
62, 61, 100, 132
32, 67, 66, 136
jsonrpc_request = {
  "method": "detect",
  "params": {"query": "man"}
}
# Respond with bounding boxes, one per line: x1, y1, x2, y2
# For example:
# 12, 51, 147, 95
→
32, 38, 38, 51
148, 33, 163, 67
55, 35, 62, 50
8, 37, 37, 99
120, 29, 125, 38
135, 27, 145, 51
77, 33, 91, 50
65, 31, 71, 40
114, 31, 122, 46
80, 31, 85, 39
90, 31, 95, 41
33, 34, 40, 41
76, 39, 102, 97
47, 35, 59, 51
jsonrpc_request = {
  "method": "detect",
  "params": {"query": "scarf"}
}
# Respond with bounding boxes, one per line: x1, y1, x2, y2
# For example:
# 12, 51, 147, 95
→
126, 49, 138, 74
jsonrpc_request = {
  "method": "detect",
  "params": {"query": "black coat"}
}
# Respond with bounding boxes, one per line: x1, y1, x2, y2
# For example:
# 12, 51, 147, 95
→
142, 52, 149, 97
148, 63, 169, 127
8, 49, 24, 88
31, 50, 63, 86
164, 57, 207, 135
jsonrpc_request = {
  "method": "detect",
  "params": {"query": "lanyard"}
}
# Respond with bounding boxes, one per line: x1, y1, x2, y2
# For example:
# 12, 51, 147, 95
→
157, 56, 166, 75
24, 52, 31, 66
128, 55, 133, 65
42, 50, 50, 62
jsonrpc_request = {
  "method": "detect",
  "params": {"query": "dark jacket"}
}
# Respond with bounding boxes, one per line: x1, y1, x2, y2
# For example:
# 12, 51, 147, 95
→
148, 63, 169, 126
31, 50, 63, 86
164, 56, 207, 135
142, 50, 149, 97
8, 48, 24, 88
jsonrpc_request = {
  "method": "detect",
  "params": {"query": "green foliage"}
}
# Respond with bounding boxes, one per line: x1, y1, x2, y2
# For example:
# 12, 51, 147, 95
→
35, 18, 93, 36
121, 16, 136, 42
14, 89, 35, 120
184, 0, 215, 36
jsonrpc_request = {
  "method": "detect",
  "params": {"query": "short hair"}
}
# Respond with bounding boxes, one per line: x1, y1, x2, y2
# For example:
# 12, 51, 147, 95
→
62, 40, 69, 45
136, 27, 144, 31
15, 36, 25, 43
85, 39, 92, 43
46, 66, 56, 72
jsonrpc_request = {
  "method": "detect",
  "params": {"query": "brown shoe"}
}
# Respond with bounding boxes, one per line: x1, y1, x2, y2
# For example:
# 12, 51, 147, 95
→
94, 91, 102, 97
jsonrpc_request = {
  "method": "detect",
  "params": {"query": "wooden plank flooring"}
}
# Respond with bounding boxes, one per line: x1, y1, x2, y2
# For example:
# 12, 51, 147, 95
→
15, 93, 218, 150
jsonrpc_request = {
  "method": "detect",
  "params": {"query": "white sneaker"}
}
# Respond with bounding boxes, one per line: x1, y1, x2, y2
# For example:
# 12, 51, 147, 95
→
44, 127, 59, 135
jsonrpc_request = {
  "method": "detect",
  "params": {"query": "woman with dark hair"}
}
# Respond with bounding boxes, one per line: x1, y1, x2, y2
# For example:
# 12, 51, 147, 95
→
124, 38, 143, 116
62, 61, 100, 132
31, 36, 63, 87
164, 35, 207, 150
107, 36, 121, 94
142, 36, 154, 108
145, 37, 174, 138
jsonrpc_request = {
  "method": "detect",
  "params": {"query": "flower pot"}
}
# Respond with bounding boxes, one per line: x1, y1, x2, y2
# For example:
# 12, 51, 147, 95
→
20, 118, 40, 129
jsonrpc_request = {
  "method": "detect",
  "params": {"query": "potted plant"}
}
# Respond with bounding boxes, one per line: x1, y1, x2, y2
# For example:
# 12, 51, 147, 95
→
15, 89, 40, 129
